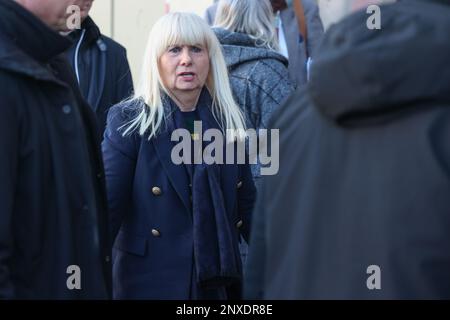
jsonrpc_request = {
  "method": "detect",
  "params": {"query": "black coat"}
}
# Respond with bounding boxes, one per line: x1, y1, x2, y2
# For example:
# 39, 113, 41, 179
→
0, 0, 111, 299
245, 0, 450, 299
66, 17, 134, 135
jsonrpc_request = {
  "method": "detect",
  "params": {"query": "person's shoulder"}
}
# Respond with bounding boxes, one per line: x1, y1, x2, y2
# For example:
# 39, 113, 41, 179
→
0, 69, 15, 98
0, 69, 26, 103
107, 99, 143, 127
0, 69, 30, 123
258, 52, 290, 74
100, 34, 127, 54
245, 52, 292, 87
231, 46, 288, 74
0, 68, 19, 84
104, 99, 144, 156
269, 86, 316, 140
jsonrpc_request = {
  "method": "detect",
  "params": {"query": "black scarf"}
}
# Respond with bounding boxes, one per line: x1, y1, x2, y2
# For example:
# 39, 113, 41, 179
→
167, 89, 242, 288
0, 0, 72, 63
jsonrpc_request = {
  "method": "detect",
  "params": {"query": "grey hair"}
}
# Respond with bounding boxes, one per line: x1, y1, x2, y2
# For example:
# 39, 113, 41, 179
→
214, 0, 279, 51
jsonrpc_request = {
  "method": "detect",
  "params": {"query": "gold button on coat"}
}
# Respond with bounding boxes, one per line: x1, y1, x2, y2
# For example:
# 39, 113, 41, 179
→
151, 229, 161, 237
236, 220, 244, 229
237, 181, 243, 189
152, 187, 162, 196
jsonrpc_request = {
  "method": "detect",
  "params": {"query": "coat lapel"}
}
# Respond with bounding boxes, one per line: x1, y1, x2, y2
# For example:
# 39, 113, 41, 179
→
152, 109, 192, 213
152, 89, 221, 214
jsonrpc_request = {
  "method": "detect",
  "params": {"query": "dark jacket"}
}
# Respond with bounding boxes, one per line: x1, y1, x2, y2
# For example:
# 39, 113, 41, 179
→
66, 16, 133, 135
214, 28, 294, 179
102, 91, 256, 299
0, 0, 111, 299
279, 0, 324, 86
245, 0, 450, 299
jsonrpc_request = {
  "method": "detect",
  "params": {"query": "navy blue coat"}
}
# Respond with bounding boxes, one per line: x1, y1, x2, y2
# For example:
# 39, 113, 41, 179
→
102, 94, 256, 299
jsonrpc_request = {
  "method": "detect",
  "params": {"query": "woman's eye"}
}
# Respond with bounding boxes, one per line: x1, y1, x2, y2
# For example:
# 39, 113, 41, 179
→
191, 46, 202, 53
169, 46, 181, 53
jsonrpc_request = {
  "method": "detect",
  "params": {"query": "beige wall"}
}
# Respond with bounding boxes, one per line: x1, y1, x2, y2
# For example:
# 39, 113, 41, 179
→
169, 0, 212, 16
90, 0, 340, 86
90, 0, 166, 87
90, 0, 214, 88
89, 0, 112, 36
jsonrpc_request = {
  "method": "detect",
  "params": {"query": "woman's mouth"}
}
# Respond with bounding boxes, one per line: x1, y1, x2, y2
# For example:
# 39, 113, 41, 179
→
178, 72, 196, 81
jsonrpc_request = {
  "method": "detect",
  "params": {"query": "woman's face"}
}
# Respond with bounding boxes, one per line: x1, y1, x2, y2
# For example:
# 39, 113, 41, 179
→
159, 44, 210, 97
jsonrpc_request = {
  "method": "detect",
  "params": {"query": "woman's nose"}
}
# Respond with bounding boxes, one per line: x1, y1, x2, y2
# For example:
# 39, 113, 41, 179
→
180, 48, 192, 65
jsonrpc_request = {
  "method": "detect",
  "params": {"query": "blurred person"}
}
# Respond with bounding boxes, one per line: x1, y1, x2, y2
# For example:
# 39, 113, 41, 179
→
102, 13, 256, 299
245, 0, 450, 299
214, 0, 294, 274
0, 0, 111, 299
270, 0, 324, 86
206, 0, 323, 87
66, 0, 133, 135
214, 0, 294, 182
317, 0, 395, 30
204, 0, 219, 26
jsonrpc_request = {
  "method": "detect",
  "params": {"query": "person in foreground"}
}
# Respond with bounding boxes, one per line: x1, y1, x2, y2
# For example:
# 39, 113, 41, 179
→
0, 0, 111, 299
245, 0, 450, 299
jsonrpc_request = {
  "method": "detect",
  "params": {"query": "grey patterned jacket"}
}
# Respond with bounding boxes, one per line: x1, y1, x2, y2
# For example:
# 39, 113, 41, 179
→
214, 28, 295, 180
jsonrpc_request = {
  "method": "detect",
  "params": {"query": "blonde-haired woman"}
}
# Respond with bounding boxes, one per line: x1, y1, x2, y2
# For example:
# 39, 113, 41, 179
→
102, 12, 256, 299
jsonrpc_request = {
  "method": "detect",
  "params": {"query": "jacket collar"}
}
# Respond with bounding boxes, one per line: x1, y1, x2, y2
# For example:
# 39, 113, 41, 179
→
0, 0, 72, 63
69, 16, 101, 45
82, 16, 101, 44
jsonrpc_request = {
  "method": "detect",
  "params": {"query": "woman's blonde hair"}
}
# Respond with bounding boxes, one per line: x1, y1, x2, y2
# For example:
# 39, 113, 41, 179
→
214, 0, 279, 51
123, 12, 246, 140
